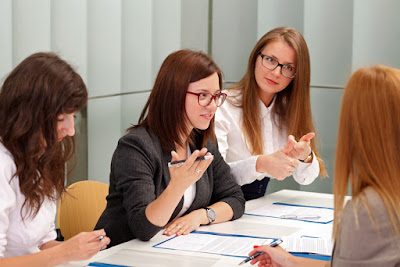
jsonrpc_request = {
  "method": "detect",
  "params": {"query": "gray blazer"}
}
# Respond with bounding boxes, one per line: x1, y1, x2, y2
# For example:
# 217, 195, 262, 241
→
331, 187, 400, 266
95, 127, 245, 247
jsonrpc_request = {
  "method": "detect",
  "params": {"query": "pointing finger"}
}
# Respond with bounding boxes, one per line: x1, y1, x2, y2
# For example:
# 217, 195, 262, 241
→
299, 132, 315, 142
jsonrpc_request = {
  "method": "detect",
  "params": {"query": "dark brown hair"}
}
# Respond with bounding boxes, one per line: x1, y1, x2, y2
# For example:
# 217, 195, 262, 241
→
0, 52, 88, 218
132, 49, 222, 151
228, 26, 326, 176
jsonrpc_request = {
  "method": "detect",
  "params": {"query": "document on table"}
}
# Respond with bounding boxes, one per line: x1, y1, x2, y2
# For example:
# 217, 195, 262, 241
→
87, 249, 219, 267
154, 231, 277, 258
245, 202, 334, 223
282, 237, 333, 256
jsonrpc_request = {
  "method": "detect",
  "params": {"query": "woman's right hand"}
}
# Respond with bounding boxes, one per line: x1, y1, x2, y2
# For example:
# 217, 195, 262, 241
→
168, 148, 213, 190
56, 229, 110, 262
249, 245, 291, 267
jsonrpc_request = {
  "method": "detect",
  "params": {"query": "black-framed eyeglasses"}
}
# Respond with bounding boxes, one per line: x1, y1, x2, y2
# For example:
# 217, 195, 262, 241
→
259, 52, 296, 78
186, 91, 227, 107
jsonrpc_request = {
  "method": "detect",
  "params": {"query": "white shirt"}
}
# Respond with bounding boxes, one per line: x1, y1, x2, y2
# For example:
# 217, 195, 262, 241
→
0, 142, 57, 258
215, 90, 319, 186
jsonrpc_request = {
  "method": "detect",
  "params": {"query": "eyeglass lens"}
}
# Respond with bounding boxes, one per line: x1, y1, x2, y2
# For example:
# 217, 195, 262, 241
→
198, 94, 225, 107
261, 56, 295, 78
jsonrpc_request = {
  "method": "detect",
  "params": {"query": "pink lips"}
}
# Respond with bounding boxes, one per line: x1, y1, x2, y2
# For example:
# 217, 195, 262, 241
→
58, 137, 63, 142
266, 78, 278, 85
201, 114, 213, 121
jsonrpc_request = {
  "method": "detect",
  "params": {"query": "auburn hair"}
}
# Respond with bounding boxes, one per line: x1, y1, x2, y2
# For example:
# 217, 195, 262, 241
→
333, 65, 400, 239
131, 49, 222, 151
227, 26, 326, 176
0, 52, 87, 218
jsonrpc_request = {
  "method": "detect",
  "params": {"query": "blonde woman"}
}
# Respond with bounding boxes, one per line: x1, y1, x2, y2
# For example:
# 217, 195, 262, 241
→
247, 65, 400, 266
215, 27, 326, 200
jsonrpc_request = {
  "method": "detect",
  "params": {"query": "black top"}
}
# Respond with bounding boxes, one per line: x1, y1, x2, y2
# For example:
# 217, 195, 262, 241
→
95, 127, 245, 247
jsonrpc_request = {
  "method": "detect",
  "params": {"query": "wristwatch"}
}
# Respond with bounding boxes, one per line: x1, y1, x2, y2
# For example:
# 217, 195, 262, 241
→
299, 150, 313, 163
204, 208, 216, 225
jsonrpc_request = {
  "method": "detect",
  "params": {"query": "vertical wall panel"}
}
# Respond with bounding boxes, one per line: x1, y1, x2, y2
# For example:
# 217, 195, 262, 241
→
121, 0, 153, 134
121, 0, 152, 93
304, 0, 353, 87
352, 0, 400, 70
302, 88, 343, 193
152, 0, 181, 81
0, 0, 12, 82
88, 97, 122, 183
257, 0, 304, 38
87, 0, 122, 97
181, 0, 209, 53
212, 0, 258, 83
12, 0, 51, 65
51, 0, 88, 82
121, 92, 151, 132
87, 0, 122, 182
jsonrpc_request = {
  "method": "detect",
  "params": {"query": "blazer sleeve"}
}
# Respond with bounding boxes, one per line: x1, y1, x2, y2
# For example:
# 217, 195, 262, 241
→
112, 132, 164, 241
208, 141, 245, 220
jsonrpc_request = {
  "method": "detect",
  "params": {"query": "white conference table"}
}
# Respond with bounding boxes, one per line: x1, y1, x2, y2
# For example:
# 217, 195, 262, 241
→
59, 189, 341, 267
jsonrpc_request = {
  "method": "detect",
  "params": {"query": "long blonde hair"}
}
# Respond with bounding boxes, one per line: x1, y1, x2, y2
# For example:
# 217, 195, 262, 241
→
333, 65, 400, 239
228, 26, 326, 176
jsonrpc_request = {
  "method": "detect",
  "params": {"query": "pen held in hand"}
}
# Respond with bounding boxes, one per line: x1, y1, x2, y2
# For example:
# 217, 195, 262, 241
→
238, 239, 283, 265
168, 155, 214, 167
280, 215, 321, 220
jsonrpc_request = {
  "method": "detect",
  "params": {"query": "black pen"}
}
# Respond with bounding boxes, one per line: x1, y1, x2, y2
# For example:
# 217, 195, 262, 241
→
238, 239, 283, 265
168, 155, 214, 167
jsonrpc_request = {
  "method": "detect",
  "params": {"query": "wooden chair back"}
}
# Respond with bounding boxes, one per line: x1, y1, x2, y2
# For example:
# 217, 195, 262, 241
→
56, 180, 109, 240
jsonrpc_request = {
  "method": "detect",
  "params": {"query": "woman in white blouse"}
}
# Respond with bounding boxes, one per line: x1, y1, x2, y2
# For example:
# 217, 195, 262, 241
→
215, 27, 326, 200
0, 52, 110, 266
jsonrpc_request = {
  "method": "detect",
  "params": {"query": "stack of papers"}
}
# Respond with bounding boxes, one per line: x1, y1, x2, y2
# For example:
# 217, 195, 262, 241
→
282, 236, 333, 256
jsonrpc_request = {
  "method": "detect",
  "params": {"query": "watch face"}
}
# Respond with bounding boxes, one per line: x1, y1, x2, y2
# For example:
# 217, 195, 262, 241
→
207, 208, 216, 222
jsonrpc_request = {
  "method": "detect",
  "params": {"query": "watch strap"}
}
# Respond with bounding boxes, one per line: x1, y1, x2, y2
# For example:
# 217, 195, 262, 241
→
299, 149, 313, 163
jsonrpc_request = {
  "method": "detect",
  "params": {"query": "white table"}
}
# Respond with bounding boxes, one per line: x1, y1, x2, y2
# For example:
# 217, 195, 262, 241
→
58, 189, 340, 267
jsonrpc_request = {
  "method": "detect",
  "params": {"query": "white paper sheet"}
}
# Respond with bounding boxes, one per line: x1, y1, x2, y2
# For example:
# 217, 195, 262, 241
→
282, 237, 333, 256
246, 203, 334, 223
154, 231, 275, 257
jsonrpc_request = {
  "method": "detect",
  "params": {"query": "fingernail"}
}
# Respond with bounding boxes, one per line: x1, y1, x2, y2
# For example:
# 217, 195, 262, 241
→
253, 245, 259, 248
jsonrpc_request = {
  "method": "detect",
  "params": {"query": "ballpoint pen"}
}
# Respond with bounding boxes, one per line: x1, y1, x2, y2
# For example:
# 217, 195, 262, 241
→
168, 155, 214, 167
280, 215, 321, 220
238, 239, 283, 265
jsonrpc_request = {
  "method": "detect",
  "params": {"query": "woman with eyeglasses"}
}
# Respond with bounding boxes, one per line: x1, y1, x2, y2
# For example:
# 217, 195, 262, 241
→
0, 52, 110, 266
95, 49, 245, 247
215, 27, 326, 200
247, 65, 400, 267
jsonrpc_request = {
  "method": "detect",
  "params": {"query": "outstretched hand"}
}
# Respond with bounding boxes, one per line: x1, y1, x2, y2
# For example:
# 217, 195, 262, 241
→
168, 148, 213, 191
284, 132, 314, 161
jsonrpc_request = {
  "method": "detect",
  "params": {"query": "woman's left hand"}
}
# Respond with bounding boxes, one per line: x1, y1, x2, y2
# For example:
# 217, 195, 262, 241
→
163, 209, 203, 236
285, 132, 314, 161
